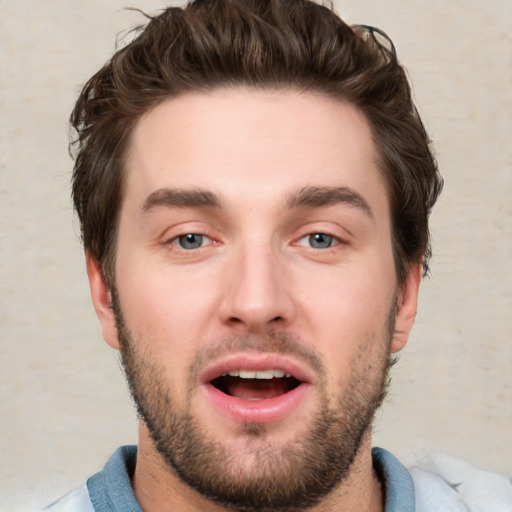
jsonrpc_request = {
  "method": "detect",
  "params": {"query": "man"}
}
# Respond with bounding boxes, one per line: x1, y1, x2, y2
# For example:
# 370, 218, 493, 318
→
42, 1, 511, 511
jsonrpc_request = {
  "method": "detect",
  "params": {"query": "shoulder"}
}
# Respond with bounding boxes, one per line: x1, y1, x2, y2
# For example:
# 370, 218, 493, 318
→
40, 484, 94, 512
410, 453, 512, 512
373, 447, 512, 512
38, 445, 139, 512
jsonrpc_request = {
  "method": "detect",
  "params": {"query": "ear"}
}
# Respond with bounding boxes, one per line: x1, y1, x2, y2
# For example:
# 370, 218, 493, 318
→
391, 262, 422, 353
86, 251, 121, 350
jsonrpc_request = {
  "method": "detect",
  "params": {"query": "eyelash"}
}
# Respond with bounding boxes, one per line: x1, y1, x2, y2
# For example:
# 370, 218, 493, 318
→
165, 230, 343, 254
296, 232, 342, 249
167, 233, 215, 250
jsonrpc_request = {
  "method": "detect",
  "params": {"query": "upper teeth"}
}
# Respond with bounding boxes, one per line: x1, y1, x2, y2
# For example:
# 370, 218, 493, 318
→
223, 369, 292, 379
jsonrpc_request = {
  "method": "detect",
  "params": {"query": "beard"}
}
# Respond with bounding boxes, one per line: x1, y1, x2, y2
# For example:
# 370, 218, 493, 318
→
112, 291, 393, 512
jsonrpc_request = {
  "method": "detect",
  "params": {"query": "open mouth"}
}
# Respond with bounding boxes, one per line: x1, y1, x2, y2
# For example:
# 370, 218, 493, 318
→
200, 356, 312, 423
210, 369, 302, 400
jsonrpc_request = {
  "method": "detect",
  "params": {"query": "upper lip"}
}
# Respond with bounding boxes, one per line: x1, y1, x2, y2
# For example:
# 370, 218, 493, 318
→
199, 352, 314, 385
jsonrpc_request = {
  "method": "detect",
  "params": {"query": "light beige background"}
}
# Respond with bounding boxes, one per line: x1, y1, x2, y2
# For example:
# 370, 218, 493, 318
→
0, 1, 511, 510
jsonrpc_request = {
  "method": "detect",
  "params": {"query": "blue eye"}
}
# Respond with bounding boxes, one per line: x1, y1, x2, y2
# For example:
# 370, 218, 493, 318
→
308, 233, 334, 248
297, 233, 338, 249
177, 234, 205, 249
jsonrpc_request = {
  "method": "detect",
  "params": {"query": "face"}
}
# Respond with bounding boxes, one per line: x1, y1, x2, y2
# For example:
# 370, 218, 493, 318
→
88, 89, 420, 510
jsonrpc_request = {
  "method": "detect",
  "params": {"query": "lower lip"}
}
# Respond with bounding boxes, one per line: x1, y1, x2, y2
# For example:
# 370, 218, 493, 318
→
202, 382, 311, 424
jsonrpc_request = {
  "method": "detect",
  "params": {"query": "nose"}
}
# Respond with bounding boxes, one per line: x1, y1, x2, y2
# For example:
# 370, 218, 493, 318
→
219, 241, 295, 333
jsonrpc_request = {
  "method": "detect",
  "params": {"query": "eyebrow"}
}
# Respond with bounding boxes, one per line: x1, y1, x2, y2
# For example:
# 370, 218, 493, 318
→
142, 185, 373, 219
142, 188, 221, 213
286, 186, 374, 219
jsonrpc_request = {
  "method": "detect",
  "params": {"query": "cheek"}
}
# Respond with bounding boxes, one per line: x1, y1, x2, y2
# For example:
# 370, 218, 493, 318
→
114, 257, 223, 370
295, 264, 396, 373
299, 260, 395, 328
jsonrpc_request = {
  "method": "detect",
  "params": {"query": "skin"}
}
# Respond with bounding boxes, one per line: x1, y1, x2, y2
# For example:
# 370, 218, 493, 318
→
87, 89, 421, 512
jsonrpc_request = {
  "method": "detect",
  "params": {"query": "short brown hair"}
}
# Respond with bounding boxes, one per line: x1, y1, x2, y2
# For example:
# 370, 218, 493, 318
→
70, 0, 442, 286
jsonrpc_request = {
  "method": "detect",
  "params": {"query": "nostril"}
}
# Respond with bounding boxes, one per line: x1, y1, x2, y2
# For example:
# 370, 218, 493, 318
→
228, 316, 283, 326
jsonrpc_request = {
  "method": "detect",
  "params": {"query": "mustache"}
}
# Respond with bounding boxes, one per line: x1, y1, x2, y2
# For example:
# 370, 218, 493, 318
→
187, 331, 325, 382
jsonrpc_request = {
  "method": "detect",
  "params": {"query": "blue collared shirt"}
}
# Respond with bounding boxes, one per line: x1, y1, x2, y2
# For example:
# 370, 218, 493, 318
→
44, 445, 416, 511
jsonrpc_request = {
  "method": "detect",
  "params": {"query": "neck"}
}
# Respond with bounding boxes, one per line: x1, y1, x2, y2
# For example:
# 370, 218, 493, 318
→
132, 423, 384, 512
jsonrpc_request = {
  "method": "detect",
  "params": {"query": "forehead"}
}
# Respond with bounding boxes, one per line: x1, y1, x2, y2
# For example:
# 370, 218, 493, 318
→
124, 88, 387, 215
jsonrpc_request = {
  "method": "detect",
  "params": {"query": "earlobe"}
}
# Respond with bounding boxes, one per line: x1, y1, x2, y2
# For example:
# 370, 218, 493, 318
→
391, 263, 422, 353
86, 251, 121, 350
